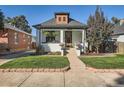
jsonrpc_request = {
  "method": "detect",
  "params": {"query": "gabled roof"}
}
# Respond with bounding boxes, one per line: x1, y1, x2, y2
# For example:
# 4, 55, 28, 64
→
112, 24, 124, 35
33, 18, 86, 29
4, 23, 32, 36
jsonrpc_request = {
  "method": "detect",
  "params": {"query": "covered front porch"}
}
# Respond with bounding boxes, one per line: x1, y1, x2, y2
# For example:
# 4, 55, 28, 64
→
36, 29, 87, 55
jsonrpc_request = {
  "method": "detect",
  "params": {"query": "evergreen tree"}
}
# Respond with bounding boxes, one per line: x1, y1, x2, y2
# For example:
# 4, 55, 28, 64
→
5, 15, 32, 33
111, 17, 120, 24
87, 6, 113, 53
0, 9, 4, 31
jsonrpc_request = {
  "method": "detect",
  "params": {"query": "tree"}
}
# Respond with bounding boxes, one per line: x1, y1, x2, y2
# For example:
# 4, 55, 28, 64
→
0, 9, 4, 31
87, 6, 113, 53
111, 17, 120, 24
5, 15, 32, 33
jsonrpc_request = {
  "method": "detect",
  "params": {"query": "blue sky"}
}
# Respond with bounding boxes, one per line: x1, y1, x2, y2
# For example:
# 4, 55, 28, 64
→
0, 5, 124, 36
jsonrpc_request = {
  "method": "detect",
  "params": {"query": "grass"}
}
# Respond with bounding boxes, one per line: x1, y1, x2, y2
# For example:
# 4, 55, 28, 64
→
80, 54, 124, 69
0, 56, 69, 69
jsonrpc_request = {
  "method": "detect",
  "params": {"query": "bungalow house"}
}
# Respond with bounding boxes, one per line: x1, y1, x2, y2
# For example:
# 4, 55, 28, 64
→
0, 23, 32, 54
112, 19, 124, 54
33, 12, 87, 55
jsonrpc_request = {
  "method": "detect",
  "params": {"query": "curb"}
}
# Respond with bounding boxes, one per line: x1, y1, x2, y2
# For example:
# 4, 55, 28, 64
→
0, 66, 70, 73
86, 67, 124, 73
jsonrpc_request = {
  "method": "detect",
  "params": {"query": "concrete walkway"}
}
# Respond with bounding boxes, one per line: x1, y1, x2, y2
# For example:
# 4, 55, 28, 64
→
0, 48, 124, 87
67, 48, 85, 70
65, 48, 106, 87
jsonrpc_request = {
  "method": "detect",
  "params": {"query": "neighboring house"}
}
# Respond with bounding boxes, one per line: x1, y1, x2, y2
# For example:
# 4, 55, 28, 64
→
112, 19, 124, 53
0, 23, 32, 54
33, 12, 87, 53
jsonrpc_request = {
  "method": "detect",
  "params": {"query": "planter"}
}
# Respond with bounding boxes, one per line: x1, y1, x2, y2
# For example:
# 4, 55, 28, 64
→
61, 49, 64, 56
76, 49, 81, 56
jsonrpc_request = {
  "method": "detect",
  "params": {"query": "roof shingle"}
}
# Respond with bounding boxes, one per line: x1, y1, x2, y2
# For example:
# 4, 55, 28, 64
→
33, 18, 86, 29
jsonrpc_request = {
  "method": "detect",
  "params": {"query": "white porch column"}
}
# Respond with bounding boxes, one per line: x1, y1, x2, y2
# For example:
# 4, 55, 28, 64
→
60, 30, 64, 56
36, 30, 39, 47
40, 30, 42, 45
82, 30, 86, 53
60, 30, 64, 43
36, 29, 42, 47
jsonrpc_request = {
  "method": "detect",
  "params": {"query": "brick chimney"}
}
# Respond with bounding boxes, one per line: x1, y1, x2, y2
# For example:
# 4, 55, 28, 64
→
55, 12, 69, 24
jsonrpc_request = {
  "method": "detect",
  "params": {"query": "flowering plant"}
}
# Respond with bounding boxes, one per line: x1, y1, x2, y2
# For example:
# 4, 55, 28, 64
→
59, 43, 65, 50
76, 42, 82, 49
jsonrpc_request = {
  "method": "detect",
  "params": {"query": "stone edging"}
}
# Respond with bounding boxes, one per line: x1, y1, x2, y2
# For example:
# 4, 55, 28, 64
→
0, 66, 70, 73
86, 67, 124, 73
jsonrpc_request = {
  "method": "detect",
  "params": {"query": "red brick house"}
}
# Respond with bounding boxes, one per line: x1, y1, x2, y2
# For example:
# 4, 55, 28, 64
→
0, 23, 32, 54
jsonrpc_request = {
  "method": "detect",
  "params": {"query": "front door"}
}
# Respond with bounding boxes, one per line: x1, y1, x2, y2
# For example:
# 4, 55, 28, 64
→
65, 31, 72, 47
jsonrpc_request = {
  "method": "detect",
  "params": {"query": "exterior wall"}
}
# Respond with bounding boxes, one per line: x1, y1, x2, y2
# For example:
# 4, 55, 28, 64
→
116, 42, 124, 54
0, 28, 32, 52
116, 35, 124, 42
112, 35, 124, 53
56, 15, 69, 24
42, 43, 61, 52
8, 29, 32, 51
0, 30, 8, 52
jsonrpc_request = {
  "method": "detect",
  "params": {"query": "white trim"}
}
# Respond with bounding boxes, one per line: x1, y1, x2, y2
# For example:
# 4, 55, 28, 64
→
36, 30, 40, 47
60, 30, 64, 43
82, 29, 86, 53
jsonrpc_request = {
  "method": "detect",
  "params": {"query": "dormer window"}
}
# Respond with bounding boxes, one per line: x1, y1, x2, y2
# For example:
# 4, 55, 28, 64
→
63, 17, 66, 21
58, 17, 61, 21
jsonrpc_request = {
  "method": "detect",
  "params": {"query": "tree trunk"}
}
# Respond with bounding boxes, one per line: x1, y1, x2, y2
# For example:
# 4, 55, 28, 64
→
96, 47, 99, 54
89, 45, 92, 52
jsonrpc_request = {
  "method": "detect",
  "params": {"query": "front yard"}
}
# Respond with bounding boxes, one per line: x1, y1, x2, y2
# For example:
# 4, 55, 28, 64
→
0, 56, 69, 69
80, 54, 124, 69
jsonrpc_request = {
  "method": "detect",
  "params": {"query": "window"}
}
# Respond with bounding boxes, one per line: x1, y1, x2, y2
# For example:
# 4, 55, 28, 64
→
14, 32, 19, 44
28, 35, 30, 39
23, 34, 25, 38
46, 37, 55, 43
63, 17, 66, 21
58, 17, 61, 21
23, 34, 26, 41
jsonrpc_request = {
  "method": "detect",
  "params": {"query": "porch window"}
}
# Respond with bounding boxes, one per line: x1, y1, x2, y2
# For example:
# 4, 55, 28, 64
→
46, 36, 55, 43
43, 31, 59, 43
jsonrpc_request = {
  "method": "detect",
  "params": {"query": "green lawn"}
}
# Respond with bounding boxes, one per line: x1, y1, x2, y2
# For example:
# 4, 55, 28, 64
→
0, 56, 69, 69
80, 54, 124, 69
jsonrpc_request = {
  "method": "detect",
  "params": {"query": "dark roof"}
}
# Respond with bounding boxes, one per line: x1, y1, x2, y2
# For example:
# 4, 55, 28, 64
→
33, 18, 86, 29
113, 24, 124, 35
55, 12, 70, 16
